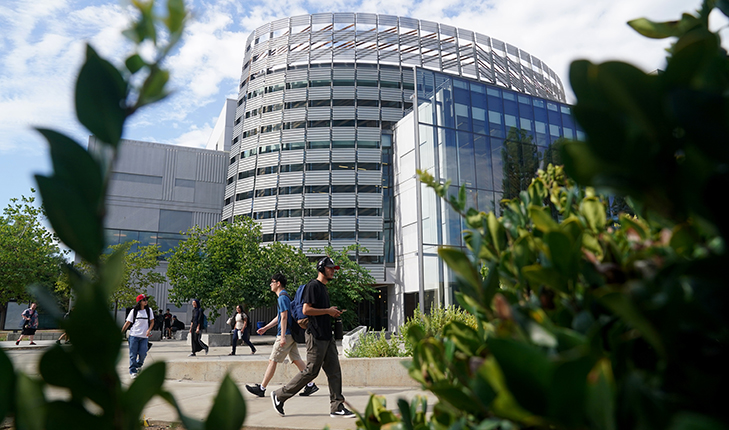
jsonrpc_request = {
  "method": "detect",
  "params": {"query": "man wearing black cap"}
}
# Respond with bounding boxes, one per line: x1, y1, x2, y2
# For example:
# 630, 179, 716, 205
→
270, 256, 355, 418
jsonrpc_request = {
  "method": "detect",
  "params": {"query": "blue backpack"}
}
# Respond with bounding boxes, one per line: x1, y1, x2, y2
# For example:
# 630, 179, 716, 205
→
281, 286, 307, 344
201, 312, 208, 330
291, 284, 308, 322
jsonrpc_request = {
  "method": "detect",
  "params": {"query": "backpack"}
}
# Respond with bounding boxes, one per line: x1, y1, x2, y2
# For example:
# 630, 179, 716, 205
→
291, 284, 308, 326
201, 312, 208, 330
281, 290, 306, 344
128, 308, 151, 330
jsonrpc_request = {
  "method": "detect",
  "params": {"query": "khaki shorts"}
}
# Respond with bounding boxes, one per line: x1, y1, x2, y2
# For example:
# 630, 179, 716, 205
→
269, 335, 302, 363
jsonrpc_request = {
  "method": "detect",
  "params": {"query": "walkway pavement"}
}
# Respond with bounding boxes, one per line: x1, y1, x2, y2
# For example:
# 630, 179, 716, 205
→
1, 336, 432, 430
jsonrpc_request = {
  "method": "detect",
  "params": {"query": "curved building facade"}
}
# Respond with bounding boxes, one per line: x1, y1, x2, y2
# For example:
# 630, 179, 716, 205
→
223, 13, 567, 281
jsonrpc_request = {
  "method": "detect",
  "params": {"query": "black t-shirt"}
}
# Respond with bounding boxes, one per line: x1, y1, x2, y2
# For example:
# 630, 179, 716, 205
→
163, 313, 172, 327
303, 279, 332, 340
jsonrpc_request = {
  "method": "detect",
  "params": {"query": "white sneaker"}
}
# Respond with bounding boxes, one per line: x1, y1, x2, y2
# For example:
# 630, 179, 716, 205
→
130, 373, 138, 379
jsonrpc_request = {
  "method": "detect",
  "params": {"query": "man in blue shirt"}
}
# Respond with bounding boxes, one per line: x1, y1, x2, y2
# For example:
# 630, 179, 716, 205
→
245, 273, 318, 398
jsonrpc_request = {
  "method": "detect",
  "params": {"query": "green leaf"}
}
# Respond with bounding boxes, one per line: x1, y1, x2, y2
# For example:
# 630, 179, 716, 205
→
205, 375, 246, 430
669, 223, 697, 257
124, 362, 167, 421
45, 401, 106, 430
36, 129, 103, 209
580, 197, 606, 233
486, 212, 507, 254
443, 321, 482, 356
15, 373, 46, 430
75, 44, 127, 147
628, 14, 699, 39
0, 350, 14, 422
586, 359, 616, 430
159, 390, 205, 430
527, 179, 548, 205
39, 346, 86, 391
138, 66, 170, 107
438, 247, 481, 293
561, 140, 605, 187
487, 338, 553, 415
596, 289, 666, 357
35, 175, 104, 265
101, 247, 128, 298
529, 205, 558, 232
166, 0, 187, 34
619, 214, 649, 240
125, 54, 146, 74
544, 231, 577, 279
522, 265, 565, 292
547, 356, 595, 427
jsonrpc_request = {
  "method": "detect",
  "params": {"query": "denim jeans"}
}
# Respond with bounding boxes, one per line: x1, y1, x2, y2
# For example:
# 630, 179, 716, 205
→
128, 336, 148, 375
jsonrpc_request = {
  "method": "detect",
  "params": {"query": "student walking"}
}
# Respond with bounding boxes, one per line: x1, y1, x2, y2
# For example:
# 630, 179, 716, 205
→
16, 302, 39, 346
189, 299, 209, 357
229, 304, 256, 355
120, 295, 153, 379
245, 273, 318, 398
270, 258, 353, 418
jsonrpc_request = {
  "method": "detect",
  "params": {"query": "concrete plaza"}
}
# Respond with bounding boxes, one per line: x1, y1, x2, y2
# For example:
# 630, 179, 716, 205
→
1, 335, 432, 430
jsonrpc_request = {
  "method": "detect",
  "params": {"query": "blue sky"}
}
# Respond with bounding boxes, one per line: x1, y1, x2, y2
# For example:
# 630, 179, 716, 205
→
1, 0, 726, 209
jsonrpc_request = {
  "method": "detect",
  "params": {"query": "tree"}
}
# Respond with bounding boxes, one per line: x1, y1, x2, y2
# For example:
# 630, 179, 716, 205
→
0, 191, 66, 326
56, 241, 165, 311
500, 127, 541, 203
167, 218, 314, 319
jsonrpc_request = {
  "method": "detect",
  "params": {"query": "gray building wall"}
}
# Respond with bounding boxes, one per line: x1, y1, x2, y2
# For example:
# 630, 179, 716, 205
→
89, 137, 228, 330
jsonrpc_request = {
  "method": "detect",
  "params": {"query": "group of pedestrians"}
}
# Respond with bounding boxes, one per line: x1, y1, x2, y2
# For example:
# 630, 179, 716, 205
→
13, 255, 352, 419
247, 257, 355, 419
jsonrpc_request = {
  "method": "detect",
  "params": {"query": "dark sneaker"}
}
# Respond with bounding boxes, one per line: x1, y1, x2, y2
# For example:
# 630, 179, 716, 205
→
271, 391, 285, 416
204, 346, 209, 355
246, 384, 265, 397
330, 405, 355, 418
188, 353, 196, 357
29, 342, 36, 345
299, 383, 319, 396
15, 340, 19, 346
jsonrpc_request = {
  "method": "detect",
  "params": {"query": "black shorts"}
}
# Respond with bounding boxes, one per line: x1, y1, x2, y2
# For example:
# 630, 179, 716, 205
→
21, 327, 37, 335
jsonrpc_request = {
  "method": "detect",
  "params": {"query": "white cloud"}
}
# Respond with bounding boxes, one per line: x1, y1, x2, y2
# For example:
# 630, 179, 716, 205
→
169, 123, 216, 148
2, 0, 728, 157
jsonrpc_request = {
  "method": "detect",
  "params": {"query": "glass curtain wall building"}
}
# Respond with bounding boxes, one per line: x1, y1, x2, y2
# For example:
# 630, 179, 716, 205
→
393, 68, 580, 324
225, 13, 566, 284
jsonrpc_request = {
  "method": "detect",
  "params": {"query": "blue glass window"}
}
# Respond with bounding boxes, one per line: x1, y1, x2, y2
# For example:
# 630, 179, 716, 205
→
474, 134, 493, 191
457, 131, 475, 188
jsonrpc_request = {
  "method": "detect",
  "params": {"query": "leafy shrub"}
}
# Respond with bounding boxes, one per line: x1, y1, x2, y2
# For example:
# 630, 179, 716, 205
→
348, 305, 477, 358
397, 305, 477, 357
358, 2, 729, 429
346, 330, 405, 358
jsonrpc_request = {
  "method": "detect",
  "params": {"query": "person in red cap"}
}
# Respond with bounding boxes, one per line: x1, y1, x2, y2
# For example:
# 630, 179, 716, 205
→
121, 294, 153, 379
270, 256, 354, 418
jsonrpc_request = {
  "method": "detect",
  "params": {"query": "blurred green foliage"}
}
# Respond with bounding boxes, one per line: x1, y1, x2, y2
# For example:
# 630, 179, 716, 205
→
0, 1, 248, 429
358, 1, 729, 429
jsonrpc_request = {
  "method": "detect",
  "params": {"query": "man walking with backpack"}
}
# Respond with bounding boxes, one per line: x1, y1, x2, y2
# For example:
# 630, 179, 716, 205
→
120, 294, 153, 379
270, 257, 355, 418
246, 273, 318, 397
